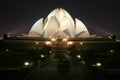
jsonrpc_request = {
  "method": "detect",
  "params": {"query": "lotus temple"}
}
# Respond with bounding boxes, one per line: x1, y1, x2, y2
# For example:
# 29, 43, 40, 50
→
29, 8, 89, 38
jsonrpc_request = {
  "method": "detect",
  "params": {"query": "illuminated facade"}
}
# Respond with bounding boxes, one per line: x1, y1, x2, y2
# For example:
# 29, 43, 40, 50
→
29, 8, 89, 38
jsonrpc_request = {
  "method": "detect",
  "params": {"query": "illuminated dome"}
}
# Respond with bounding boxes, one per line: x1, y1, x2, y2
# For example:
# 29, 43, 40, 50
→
29, 8, 89, 38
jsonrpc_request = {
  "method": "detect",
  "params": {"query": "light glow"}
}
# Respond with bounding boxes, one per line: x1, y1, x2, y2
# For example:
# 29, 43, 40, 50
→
35, 41, 39, 44
110, 50, 114, 53
80, 42, 83, 45
68, 51, 70, 54
96, 62, 101, 67
49, 51, 52, 54
24, 62, 30, 66
45, 41, 51, 45
62, 38, 68, 41
6, 49, 9, 52
51, 38, 56, 41
41, 54, 45, 58
77, 54, 81, 59
67, 41, 73, 45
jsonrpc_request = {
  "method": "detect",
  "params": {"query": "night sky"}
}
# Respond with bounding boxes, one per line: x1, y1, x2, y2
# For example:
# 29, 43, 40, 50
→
0, 0, 120, 38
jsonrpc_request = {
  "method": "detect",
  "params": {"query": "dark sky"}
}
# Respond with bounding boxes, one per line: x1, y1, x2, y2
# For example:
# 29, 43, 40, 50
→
0, 0, 120, 38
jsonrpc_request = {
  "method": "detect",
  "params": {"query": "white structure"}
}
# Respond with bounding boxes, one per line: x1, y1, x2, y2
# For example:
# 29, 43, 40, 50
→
29, 8, 89, 38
